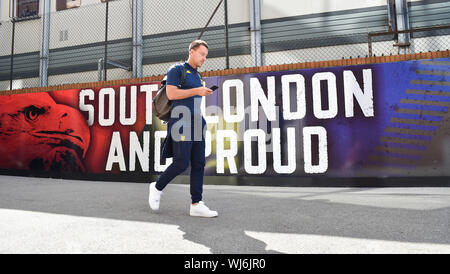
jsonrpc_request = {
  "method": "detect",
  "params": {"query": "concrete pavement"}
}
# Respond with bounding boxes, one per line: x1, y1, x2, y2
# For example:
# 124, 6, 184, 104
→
0, 175, 449, 254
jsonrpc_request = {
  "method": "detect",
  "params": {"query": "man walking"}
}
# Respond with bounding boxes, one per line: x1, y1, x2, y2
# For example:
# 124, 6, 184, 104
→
148, 40, 218, 218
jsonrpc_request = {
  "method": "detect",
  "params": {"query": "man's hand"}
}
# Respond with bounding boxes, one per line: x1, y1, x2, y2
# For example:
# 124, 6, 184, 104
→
167, 85, 213, 100
196, 87, 213, 96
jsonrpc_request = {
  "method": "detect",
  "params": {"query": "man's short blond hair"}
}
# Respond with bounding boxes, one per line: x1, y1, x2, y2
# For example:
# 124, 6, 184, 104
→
189, 40, 209, 51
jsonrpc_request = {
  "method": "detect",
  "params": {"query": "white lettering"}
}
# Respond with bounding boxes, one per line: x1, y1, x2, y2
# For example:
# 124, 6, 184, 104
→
303, 126, 328, 173
344, 69, 374, 117
119, 86, 137, 125
312, 72, 338, 119
216, 130, 238, 174
282, 74, 306, 120
106, 131, 126, 171
244, 129, 267, 174
99, 88, 115, 126
272, 127, 297, 174
140, 84, 158, 125
129, 131, 149, 172
250, 76, 276, 122
223, 79, 245, 123
205, 130, 212, 157
79, 89, 95, 126
154, 131, 172, 172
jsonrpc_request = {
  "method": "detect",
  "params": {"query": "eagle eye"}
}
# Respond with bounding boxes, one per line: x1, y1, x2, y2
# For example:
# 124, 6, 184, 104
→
23, 106, 46, 122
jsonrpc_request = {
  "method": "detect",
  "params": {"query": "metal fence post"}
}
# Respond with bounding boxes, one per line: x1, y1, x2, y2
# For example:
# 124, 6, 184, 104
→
39, 0, 50, 87
224, 0, 230, 69
9, 0, 16, 90
395, 0, 410, 54
98, 58, 104, 82
104, 0, 109, 81
250, 0, 262, 67
9, 20, 15, 90
132, 0, 143, 78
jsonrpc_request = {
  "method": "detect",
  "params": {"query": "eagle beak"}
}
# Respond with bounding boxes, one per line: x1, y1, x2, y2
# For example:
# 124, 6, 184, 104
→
32, 104, 91, 159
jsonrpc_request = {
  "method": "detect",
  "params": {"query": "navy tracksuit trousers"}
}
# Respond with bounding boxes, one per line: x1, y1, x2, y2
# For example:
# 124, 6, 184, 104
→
156, 117, 206, 204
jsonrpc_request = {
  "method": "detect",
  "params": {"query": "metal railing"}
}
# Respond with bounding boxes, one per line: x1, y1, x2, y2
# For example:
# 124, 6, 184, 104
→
368, 24, 450, 57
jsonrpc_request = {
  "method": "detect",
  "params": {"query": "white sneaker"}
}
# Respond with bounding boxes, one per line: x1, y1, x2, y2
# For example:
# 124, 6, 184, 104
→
190, 201, 218, 218
148, 182, 162, 211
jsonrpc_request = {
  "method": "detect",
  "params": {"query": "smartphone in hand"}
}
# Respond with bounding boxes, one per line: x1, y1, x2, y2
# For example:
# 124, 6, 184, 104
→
210, 85, 219, 91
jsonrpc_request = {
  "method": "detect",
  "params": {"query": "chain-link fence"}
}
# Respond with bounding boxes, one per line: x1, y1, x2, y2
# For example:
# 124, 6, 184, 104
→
0, 0, 449, 92
49, 1, 107, 86
0, 3, 41, 91
142, 0, 228, 76
0, 20, 14, 91
0, 0, 233, 91
369, 24, 450, 57
262, 33, 371, 65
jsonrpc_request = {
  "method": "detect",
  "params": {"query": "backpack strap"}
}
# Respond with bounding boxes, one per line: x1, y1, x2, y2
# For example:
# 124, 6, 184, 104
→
179, 65, 187, 87
161, 64, 186, 87
197, 71, 203, 85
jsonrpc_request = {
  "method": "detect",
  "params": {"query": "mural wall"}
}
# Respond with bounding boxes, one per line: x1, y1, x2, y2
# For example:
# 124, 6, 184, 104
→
1, 58, 449, 183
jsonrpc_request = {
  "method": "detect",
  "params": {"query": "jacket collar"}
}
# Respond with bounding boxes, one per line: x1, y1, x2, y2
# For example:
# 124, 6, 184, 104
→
184, 61, 197, 72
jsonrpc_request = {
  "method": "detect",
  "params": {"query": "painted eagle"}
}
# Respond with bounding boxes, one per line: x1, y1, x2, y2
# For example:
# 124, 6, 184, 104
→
0, 93, 90, 173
